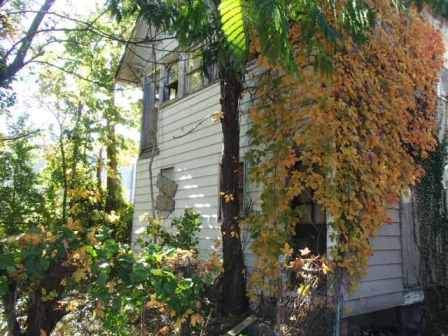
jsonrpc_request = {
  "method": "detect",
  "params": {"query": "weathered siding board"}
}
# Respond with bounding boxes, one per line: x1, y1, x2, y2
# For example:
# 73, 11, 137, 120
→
400, 195, 420, 288
368, 250, 402, 266
344, 292, 404, 317
343, 214, 404, 316
348, 278, 404, 300
377, 223, 400, 236
362, 264, 403, 282
136, 154, 223, 180
369, 236, 401, 251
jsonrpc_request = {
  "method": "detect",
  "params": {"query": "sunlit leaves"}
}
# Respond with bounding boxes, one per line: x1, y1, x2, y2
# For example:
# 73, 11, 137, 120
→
341, 0, 376, 43
219, 0, 248, 61
247, 0, 444, 289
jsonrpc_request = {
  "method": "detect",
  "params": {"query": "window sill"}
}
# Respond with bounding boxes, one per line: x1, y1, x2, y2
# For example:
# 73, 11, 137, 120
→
139, 146, 160, 159
159, 80, 219, 109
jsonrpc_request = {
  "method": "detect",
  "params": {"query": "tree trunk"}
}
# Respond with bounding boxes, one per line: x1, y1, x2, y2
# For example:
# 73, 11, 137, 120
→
105, 121, 123, 213
25, 293, 65, 336
219, 68, 248, 315
69, 103, 83, 193
24, 263, 72, 336
96, 148, 104, 198
2, 279, 21, 336
58, 129, 68, 225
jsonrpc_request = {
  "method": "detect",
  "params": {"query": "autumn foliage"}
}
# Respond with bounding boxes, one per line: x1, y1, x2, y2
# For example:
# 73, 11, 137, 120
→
247, 1, 445, 292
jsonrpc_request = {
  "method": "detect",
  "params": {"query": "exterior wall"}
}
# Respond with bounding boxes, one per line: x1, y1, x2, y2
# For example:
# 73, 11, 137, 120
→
131, 66, 413, 317
122, 23, 434, 318
132, 79, 259, 265
132, 82, 223, 257
344, 206, 406, 317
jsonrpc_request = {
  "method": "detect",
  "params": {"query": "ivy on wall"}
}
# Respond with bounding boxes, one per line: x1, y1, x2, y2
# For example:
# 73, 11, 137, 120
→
416, 137, 448, 334
246, 0, 445, 296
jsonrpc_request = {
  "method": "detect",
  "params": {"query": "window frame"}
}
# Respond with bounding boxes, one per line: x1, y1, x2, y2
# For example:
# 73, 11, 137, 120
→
140, 72, 161, 156
186, 50, 206, 94
162, 58, 180, 103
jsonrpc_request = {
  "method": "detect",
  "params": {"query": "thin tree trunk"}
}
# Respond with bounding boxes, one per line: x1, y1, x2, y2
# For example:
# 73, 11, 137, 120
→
219, 68, 248, 315
105, 119, 122, 212
96, 148, 104, 198
148, 44, 158, 218
69, 104, 83, 192
148, 124, 158, 218
2, 279, 21, 336
58, 131, 68, 225
105, 83, 123, 213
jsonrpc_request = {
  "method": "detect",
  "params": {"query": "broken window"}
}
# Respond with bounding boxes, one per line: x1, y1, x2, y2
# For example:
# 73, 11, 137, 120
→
291, 191, 327, 255
156, 167, 177, 218
141, 72, 160, 154
160, 166, 175, 180
163, 61, 179, 101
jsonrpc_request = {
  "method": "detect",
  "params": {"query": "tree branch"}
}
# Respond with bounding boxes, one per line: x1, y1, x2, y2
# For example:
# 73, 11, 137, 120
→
32, 60, 126, 91
6, 9, 175, 47
0, 129, 40, 141
0, 0, 56, 86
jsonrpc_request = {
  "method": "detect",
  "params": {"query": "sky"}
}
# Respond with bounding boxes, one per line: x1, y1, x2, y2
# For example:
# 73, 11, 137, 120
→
2, 0, 141, 200
2, 0, 140, 141
2, 0, 98, 131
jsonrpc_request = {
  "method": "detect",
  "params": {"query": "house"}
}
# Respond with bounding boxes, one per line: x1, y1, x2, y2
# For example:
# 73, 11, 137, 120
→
116, 14, 448, 333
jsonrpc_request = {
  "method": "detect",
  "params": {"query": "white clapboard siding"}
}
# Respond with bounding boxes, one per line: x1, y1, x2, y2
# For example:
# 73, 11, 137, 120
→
343, 207, 405, 317
131, 80, 223, 244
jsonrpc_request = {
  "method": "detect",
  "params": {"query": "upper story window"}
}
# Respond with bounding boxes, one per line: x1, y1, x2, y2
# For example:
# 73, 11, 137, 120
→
163, 61, 179, 102
153, 69, 161, 105
156, 51, 218, 105
141, 72, 160, 154
187, 51, 205, 93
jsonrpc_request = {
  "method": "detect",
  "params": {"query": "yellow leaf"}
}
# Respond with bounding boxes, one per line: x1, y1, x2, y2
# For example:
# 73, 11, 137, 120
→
299, 247, 311, 256
281, 243, 293, 257
190, 313, 204, 327
322, 261, 331, 274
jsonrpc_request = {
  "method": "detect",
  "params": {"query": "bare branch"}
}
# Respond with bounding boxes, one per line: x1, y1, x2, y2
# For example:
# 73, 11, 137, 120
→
6, 9, 175, 46
0, 0, 10, 8
32, 60, 127, 91
0, 129, 40, 141
172, 113, 215, 139
0, 0, 56, 86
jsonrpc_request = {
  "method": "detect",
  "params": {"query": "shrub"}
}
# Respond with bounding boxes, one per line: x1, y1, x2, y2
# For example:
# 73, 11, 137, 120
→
160, 208, 202, 250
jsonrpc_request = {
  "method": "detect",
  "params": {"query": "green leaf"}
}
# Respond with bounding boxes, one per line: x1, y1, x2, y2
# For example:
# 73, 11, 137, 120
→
219, 0, 248, 61
0, 276, 8, 296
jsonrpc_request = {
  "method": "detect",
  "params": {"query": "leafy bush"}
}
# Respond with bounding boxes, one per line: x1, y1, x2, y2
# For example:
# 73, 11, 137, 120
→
85, 231, 214, 335
142, 208, 203, 250
160, 208, 202, 250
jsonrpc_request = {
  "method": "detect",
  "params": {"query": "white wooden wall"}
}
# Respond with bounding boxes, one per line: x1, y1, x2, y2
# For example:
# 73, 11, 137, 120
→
343, 206, 406, 317
132, 82, 223, 257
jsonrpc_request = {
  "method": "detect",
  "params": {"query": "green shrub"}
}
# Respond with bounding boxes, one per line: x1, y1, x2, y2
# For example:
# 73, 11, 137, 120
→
160, 208, 202, 250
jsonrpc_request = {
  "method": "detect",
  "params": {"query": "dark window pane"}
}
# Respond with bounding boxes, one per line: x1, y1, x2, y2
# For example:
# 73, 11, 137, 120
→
164, 62, 179, 101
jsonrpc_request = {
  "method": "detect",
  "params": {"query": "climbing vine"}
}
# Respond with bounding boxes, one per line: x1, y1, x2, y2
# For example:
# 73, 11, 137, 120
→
246, 1, 445, 294
416, 136, 448, 333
